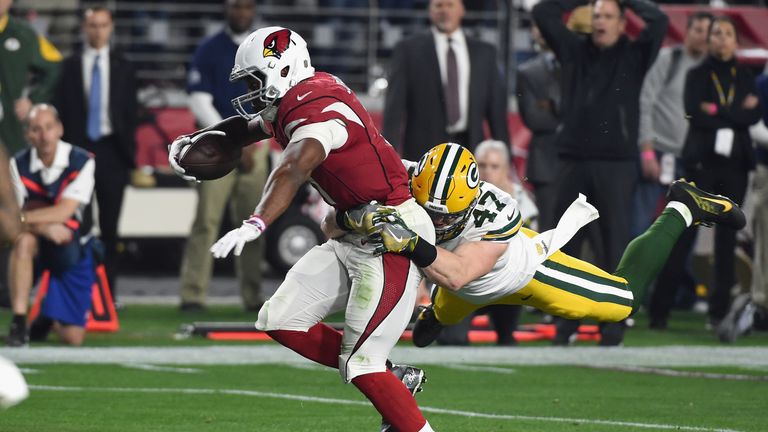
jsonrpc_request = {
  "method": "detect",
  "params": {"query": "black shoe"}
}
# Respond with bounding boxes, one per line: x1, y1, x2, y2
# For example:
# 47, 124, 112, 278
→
412, 304, 444, 348
380, 364, 427, 432
599, 321, 626, 346
552, 318, 580, 346
6, 321, 29, 347
717, 293, 755, 343
649, 316, 668, 330
667, 179, 746, 229
29, 316, 54, 342
179, 302, 207, 313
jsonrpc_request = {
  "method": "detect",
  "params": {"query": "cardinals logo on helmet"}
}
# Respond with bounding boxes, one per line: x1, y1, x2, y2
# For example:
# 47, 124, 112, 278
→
263, 29, 292, 59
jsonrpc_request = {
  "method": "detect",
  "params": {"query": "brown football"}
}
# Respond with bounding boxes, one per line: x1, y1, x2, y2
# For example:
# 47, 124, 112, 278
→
177, 118, 248, 181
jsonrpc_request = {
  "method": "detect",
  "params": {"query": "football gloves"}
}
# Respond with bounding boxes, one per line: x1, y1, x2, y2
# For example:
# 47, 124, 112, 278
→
342, 202, 397, 236
370, 213, 420, 256
168, 130, 227, 182
210, 215, 266, 258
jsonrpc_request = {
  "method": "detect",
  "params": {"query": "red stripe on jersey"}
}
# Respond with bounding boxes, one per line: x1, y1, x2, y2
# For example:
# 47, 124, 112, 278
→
347, 253, 410, 361
20, 176, 47, 196
55, 170, 80, 203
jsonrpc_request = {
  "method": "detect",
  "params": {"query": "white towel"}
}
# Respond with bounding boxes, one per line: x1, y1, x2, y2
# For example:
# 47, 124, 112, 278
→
527, 194, 600, 271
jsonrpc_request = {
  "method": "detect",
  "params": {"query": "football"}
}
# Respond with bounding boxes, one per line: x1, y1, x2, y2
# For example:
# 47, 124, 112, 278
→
0, 356, 28, 409
177, 116, 250, 181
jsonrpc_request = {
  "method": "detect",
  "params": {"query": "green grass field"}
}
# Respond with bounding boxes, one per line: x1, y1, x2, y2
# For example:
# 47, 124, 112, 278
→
1, 306, 767, 432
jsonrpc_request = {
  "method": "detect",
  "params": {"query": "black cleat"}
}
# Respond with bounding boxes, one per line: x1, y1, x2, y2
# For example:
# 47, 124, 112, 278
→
412, 304, 444, 348
667, 179, 746, 229
380, 364, 427, 432
6, 321, 29, 348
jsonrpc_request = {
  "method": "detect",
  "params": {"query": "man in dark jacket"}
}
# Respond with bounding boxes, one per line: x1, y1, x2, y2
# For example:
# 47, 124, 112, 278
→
52, 7, 137, 299
533, 0, 668, 345
383, 0, 509, 161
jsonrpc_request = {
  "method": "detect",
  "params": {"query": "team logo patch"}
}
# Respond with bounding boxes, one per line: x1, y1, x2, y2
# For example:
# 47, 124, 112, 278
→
466, 162, 479, 189
4, 38, 20, 52
263, 29, 292, 59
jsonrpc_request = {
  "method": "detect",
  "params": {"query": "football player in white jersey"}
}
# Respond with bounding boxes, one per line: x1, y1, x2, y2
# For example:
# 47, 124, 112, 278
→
338, 142, 746, 346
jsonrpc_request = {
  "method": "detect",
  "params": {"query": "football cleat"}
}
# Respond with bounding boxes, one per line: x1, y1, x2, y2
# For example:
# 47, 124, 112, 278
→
667, 179, 746, 229
6, 321, 28, 348
412, 304, 444, 348
380, 364, 427, 432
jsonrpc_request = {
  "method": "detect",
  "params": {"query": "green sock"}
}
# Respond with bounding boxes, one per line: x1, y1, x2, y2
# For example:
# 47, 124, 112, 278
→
613, 207, 688, 314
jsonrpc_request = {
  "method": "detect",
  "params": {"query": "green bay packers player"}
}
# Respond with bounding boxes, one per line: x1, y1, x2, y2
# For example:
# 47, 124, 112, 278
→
337, 143, 746, 346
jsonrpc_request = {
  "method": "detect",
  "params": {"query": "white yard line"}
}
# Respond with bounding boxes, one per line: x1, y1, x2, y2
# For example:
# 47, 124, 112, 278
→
120, 363, 202, 374
28, 384, 742, 432
581, 365, 768, 381
4, 346, 768, 367
439, 364, 518, 374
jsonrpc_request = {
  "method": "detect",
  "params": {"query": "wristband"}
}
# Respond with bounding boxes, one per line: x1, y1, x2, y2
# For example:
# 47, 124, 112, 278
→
402, 237, 438, 268
245, 214, 267, 232
641, 150, 656, 161
708, 104, 718, 115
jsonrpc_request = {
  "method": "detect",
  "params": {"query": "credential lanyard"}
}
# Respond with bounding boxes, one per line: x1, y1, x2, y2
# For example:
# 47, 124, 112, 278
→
711, 67, 736, 107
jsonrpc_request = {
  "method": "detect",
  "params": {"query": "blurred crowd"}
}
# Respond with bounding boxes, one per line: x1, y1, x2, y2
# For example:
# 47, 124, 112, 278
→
2, 0, 768, 347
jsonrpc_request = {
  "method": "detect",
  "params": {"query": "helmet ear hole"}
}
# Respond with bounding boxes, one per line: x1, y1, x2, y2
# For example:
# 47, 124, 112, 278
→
280, 66, 290, 77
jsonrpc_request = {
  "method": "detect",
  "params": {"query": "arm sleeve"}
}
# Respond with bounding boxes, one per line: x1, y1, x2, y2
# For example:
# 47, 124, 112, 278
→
288, 119, 348, 157
532, 0, 586, 63
382, 42, 408, 150
638, 50, 670, 146
626, 0, 669, 72
9, 159, 26, 208
189, 92, 224, 128
28, 34, 62, 103
61, 158, 96, 204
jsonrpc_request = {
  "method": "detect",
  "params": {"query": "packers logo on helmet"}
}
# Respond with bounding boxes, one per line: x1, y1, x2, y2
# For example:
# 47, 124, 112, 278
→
411, 143, 480, 242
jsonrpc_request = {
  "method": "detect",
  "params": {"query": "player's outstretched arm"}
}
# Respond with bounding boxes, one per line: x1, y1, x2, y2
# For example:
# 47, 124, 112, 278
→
210, 137, 326, 258
373, 216, 506, 292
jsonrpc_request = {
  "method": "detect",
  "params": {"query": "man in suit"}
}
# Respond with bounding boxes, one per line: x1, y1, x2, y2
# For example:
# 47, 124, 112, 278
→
517, 24, 561, 232
383, 0, 509, 161
52, 6, 137, 300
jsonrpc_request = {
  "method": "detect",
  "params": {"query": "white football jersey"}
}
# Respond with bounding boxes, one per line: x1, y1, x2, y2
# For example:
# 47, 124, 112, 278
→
439, 182, 538, 304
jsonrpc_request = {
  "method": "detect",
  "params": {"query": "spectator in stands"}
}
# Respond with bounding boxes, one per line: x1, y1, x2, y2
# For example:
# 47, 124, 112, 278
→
0, 0, 62, 155
681, 16, 761, 332
476, 139, 539, 345
6, 104, 96, 347
516, 24, 561, 232
533, 0, 668, 345
177, 0, 270, 312
52, 6, 137, 301
637, 11, 713, 330
720, 65, 768, 342
0, 0, 62, 308
383, 0, 509, 161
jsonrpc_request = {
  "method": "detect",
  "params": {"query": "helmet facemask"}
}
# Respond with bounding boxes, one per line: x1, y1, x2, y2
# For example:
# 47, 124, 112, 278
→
426, 194, 478, 243
230, 67, 281, 122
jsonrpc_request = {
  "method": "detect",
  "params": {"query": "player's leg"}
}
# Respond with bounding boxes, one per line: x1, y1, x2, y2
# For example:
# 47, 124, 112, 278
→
502, 249, 634, 322
257, 241, 349, 368
613, 179, 746, 314
411, 286, 484, 347
343, 251, 434, 432
343, 200, 435, 432
179, 172, 236, 308
7, 233, 39, 346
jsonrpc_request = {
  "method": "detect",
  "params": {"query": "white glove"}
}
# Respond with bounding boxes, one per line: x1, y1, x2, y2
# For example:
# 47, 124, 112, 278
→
168, 130, 227, 182
210, 215, 266, 258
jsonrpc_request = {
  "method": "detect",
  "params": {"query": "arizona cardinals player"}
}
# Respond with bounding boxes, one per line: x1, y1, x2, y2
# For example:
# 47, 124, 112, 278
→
169, 27, 436, 432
